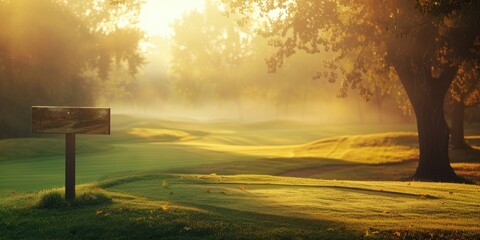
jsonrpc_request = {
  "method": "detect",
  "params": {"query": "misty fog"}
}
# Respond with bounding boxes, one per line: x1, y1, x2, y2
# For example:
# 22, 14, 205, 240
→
2, 0, 480, 138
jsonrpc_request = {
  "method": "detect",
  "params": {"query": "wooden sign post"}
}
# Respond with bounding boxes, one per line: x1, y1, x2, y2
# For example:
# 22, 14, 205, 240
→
32, 106, 110, 201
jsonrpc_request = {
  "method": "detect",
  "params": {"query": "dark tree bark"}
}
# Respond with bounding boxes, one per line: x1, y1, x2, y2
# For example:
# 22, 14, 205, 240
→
393, 58, 461, 182
411, 80, 456, 181
450, 100, 469, 149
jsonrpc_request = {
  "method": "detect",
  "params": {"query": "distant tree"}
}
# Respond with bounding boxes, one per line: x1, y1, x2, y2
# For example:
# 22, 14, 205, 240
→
448, 61, 480, 149
223, 0, 480, 181
171, 0, 343, 121
0, 0, 144, 138
170, 0, 255, 119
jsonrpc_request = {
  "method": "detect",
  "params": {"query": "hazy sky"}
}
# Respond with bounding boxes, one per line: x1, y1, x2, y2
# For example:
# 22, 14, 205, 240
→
139, 0, 205, 37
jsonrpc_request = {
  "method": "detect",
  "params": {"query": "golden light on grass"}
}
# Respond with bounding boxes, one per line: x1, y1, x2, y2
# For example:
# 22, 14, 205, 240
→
295, 132, 419, 163
109, 174, 480, 232
128, 128, 192, 140
161, 203, 169, 212
173, 132, 419, 164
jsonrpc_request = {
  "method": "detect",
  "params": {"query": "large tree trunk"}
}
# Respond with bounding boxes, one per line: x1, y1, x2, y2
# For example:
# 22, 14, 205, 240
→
411, 82, 457, 181
394, 59, 461, 182
450, 100, 469, 149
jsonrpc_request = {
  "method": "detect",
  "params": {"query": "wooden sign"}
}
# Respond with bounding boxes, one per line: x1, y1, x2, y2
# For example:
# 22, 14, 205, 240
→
32, 106, 111, 201
32, 106, 110, 135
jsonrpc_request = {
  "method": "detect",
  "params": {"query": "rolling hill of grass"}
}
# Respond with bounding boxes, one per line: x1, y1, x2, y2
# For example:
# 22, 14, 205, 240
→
294, 132, 419, 163
1, 115, 480, 239
2, 114, 480, 192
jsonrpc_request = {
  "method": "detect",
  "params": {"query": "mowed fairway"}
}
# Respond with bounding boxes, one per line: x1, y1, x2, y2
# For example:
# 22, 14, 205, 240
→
1, 114, 480, 239
0, 114, 423, 192
108, 174, 480, 231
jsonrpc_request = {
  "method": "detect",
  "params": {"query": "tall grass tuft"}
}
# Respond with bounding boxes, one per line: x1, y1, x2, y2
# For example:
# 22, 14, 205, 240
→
36, 191, 65, 209
36, 189, 112, 209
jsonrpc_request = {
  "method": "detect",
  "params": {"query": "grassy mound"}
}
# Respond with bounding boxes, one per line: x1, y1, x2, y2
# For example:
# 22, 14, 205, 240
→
294, 132, 419, 163
2, 116, 478, 193
128, 128, 196, 141
2, 174, 479, 239
106, 174, 480, 232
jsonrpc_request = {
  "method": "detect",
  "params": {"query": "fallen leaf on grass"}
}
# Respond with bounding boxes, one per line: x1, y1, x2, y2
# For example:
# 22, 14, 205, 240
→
161, 204, 169, 212
364, 229, 379, 237
382, 210, 398, 214
96, 210, 106, 215
162, 180, 169, 188
393, 231, 401, 237
183, 226, 191, 231
239, 185, 246, 191
419, 194, 433, 199
425, 232, 435, 238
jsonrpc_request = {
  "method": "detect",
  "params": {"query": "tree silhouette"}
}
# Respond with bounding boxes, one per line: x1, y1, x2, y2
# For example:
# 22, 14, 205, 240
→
448, 61, 480, 149
0, 0, 144, 138
223, 0, 480, 181
170, 0, 253, 119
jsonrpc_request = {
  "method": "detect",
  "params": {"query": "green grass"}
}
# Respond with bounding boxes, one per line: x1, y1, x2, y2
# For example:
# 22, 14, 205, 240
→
0, 181, 357, 239
0, 173, 479, 239
1, 115, 480, 239
0, 115, 420, 193
0, 137, 113, 162
35, 188, 112, 209
2, 114, 479, 192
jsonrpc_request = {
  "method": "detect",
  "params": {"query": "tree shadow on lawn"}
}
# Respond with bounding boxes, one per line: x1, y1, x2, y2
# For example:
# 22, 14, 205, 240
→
450, 145, 480, 163
449, 146, 480, 183
171, 155, 480, 183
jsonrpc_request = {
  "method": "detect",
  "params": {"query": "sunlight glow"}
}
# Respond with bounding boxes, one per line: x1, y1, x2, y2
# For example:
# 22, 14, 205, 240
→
138, 0, 205, 37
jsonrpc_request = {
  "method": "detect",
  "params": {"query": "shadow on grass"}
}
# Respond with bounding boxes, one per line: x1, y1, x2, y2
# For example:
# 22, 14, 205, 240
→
2, 191, 361, 240
170, 155, 480, 184
450, 146, 480, 163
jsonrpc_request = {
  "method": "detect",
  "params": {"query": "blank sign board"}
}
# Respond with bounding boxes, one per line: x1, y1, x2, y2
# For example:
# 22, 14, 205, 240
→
32, 106, 110, 134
